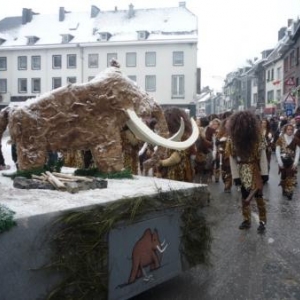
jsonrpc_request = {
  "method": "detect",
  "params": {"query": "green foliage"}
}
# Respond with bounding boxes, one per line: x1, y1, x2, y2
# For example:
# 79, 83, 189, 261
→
74, 168, 133, 179
46, 187, 212, 300
2, 158, 64, 180
0, 204, 16, 233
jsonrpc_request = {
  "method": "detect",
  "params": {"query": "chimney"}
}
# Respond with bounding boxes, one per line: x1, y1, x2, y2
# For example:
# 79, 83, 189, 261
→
288, 18, 293, 27
128, 3, 134, 19
179, 2, 186, 8
91, 5, 100, 18
59, 7, 65, 22
278, 26, 287, 41
115, 6, 118, 12
22, 8, 33, 24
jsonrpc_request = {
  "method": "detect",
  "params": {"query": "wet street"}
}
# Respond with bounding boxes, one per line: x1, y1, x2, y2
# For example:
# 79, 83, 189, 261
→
132, 154, 300, 300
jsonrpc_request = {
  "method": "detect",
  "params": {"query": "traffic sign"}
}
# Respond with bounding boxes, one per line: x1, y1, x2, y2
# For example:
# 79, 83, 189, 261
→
284, 92, 295, 103
285, 77, 295, 86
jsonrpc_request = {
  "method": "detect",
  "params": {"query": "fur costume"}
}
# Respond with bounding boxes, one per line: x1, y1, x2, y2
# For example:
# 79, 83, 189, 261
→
228, 111, 268, 230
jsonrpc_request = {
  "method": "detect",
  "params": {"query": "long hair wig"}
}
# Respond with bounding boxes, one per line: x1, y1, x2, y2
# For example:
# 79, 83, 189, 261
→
229, 110, 260, 159
164, 107, 192, 139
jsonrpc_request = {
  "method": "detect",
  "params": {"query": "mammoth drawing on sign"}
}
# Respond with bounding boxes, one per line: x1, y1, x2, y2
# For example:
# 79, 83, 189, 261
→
128, 228, 168, 283
0, 61, 198, 173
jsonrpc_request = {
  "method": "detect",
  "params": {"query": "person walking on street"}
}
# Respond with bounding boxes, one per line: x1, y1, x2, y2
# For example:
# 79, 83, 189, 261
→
275, 123, 300, 200
227, 111, 268, 233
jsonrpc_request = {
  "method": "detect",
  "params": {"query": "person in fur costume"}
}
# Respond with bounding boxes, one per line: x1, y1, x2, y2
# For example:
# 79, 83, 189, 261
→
275, 123, 300, 200
156, 107, 196, 182
194, 117, 215, 184
227, 111, 268, 233
215, 118, 232, 192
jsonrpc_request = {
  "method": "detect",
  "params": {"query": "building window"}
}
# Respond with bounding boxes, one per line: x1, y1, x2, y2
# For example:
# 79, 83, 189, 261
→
253, 93, 258, 104
0, 57, 7, 70
97, 32, 111, 41
271, 68, 274, 81
173, 51, 184, 66
67, 77, 76, 84
128, 75, 137, 82
31, 56, 41, 70
267, 90, 274, 104
172, 75, 185, 98
276, 89, 281, 101
0, 79, 7, 93
290, 51, 295, 68
52, 77, 62, 89
18, 78, 27, 93
267, 70, 271, 81
52, 55, 62, 69
18, 56, 27, 70
61, 34, 74, 44
27, 36, 39, 45
145, 75, 156, 92
126, 52, 136, 67
138, 31, 148, 40
107, 53, 117, 67
31, 78, 41, 93
284, 57, 288, 73
88, 76, 95, 81
67, 54, 76, 68
277, 67, 282, 80
145, 52, 156, 67
253, 77, 258, 87
88, 54, 98, 68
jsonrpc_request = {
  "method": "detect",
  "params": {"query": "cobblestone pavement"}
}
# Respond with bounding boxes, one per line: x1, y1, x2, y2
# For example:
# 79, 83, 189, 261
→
132, 154, 300, 300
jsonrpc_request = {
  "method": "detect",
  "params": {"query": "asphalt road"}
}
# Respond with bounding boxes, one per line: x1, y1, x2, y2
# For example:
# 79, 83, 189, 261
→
131, 154, 300, 300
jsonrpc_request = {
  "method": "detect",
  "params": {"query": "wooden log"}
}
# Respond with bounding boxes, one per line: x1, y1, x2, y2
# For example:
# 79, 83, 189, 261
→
31, 174, 47, 181
45, 171, 67, 190
54, 177, 78, 182
52, 172, 94, 182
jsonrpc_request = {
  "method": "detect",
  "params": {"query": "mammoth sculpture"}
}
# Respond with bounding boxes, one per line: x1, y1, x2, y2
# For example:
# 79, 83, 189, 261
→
0, 61, 198, 173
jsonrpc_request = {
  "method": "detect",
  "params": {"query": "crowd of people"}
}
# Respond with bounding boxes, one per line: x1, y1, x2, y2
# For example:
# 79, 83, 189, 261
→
1, 107, 300, 234
137, 109, 300, 234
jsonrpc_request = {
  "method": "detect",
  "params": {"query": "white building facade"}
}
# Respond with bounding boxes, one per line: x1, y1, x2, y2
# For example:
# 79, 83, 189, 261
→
0, 3, 198, 110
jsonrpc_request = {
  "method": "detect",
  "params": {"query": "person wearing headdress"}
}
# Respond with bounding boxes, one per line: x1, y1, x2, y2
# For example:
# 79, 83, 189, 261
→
156, 107, 196, 182
227, 110, 268, 233
275, 123, 300, 200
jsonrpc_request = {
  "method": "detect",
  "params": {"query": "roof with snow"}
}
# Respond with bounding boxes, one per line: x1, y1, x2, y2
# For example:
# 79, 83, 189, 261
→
0, 4, 197, 48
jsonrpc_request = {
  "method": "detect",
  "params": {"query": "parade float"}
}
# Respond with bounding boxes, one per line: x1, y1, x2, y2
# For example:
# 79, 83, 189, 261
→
0, 62, 211, 300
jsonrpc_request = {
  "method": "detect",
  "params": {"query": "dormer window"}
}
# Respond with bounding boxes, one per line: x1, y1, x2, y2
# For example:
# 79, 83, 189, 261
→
97, 32, 112, 42
61, 34, 74, 44
0, 38, 6, 46
137, 31, 149, 40
26, 36, 39, 45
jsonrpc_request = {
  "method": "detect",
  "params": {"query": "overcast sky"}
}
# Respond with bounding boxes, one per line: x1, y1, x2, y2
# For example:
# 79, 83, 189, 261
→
0, 0, 299, 91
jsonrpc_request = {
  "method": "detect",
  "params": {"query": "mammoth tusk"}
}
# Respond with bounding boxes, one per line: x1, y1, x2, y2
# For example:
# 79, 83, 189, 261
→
126, 109, 199, 151
138, 118, 184, 155
138, 142, 148, 157
156, 243, 169, 253
127, 115, 185, 145
169, 117, 185, 142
